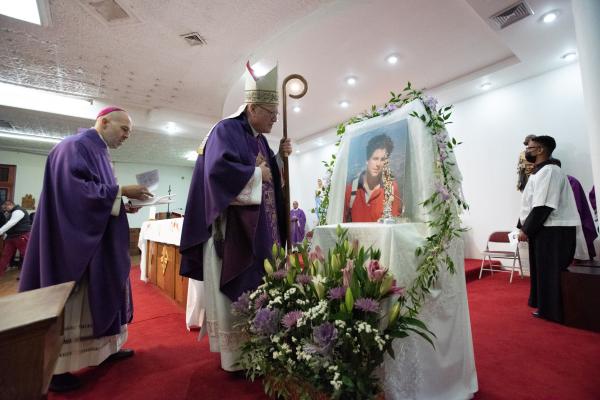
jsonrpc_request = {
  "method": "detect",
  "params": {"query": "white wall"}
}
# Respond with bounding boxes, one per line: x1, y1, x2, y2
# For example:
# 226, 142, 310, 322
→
288, 64, 594, 258
0, 149, 192, 228
450, 64, 592, 258
289, 138, 338, 231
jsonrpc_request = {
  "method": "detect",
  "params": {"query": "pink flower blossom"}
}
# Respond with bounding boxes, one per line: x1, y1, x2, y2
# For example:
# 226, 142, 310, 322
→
389, 279, 406, 296
366, 260, 388, 282
309, 245, 325, 262
342, 259, 354, 287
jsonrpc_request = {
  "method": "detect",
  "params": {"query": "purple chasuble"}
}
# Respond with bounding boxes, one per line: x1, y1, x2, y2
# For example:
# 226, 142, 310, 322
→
19, 129, 133, 337
179, 113, 286, 302
568, 176, 597, 259
290, 208, 306, 245
590, 187, 596, 213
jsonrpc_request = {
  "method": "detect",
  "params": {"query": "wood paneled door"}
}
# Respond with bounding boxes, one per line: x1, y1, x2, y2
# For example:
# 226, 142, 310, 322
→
0, 164, 16, 204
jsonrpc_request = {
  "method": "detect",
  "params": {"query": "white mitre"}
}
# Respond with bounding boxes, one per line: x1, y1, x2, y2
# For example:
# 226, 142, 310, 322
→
244, 61, 279, 105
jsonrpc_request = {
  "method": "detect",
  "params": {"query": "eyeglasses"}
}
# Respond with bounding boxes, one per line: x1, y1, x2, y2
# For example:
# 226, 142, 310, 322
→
256, 105, 279, 118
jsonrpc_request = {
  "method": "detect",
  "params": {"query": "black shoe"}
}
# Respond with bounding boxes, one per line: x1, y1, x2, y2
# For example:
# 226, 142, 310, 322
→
49, 373, 82, 392
532, 311, 542, 319
104, 348, 135, 363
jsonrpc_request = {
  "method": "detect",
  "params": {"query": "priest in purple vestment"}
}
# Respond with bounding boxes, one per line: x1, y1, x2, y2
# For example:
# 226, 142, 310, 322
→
19, 107, 153, 392
179, 62, 292, 371
568, 175, 597, 259
290, 200, 306, 246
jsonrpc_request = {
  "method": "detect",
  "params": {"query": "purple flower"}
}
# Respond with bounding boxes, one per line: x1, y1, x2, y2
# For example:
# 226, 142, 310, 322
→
366, 260, 388, 282
387, 104, 398, 112
231, 291, 251, 315
252, 308, 281, 336
342, 259, 354, 288
435, 183, 450, 201
255, 292, 269, 309
423, 96, 438, 111
296, 274, 312, 285
273, 269, 287, 280
312, 322, 338, 353
282, 310, 303, 329
355, 298, 380, 313
328, 286, 346, 300
377, 107, 387, 115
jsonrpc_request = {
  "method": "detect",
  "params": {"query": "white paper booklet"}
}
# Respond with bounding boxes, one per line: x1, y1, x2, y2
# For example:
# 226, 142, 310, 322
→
136, 169, 159, 192
129, 194, 176, 207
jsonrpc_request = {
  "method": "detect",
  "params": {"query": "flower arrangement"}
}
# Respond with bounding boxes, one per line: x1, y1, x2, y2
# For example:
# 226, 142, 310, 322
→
313, 82, 468, 318
234, 226, 433, 400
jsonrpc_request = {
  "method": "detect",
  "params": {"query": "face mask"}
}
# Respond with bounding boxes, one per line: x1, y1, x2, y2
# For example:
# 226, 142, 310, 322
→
525, 152, 536, 163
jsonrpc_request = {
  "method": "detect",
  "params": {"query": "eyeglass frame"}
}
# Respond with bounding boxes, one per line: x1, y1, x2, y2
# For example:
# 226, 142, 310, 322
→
256, 104, 280, 118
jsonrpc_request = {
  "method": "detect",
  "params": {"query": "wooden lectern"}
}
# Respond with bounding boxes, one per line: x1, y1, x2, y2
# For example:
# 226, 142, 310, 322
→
0, 281, 75, 400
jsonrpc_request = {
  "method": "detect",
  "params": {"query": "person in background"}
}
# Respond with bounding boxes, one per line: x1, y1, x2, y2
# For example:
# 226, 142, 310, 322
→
517, 134, 537, 192
19, 107, 152, 392
0, 200, 31, 277
179, 63, 291, 371
567, 175, 597, 260
518, 135, 580, 323
290, 200, 306, 247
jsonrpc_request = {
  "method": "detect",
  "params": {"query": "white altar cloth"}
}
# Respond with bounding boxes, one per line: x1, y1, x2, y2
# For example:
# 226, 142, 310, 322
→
138, 218, 204, 329
313, 223, 478, 400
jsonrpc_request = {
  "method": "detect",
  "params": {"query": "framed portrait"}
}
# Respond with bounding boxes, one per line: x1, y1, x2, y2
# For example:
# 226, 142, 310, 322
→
342, 119, 408, 222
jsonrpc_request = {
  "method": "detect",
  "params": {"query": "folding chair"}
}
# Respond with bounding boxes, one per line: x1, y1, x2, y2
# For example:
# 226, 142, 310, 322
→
479, 231, 524, 283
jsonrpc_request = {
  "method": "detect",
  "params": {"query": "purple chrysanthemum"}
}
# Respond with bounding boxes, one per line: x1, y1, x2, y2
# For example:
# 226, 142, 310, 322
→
295, 274, 312, 285
231, 291, 251, 315
328, 286, 346, 300
254, 292, 269, 309
282, 310, 303, 329
423, 96, 438, 111
252, 308, 281, 336
355, 298, 380, 313
435, 183, 450, 201
273, 269, 287, 280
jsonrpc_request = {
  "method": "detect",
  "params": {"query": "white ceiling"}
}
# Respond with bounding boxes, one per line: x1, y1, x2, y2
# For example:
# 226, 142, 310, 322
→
0, 0, 578, 166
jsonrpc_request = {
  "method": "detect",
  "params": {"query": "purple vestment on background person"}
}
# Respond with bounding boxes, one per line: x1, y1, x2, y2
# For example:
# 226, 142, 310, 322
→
19, 129, 133, 337
179, 113, 286, 302
290, 207, 306, 245
590, 187, 596, 213
568, 176, 597, 259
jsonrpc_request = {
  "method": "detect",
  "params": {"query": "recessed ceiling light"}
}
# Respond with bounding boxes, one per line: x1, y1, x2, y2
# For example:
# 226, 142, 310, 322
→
541, 11, 559, 24
386, 54, 399, 64
480, 82, 492, 90
339, 100, 350, 108
165, 122, 178, 134
295, 150, 300, 154
185, 151, 198, 161
346, 76, 357, 86
561, 52, 577, 61
292, 105, 301, 113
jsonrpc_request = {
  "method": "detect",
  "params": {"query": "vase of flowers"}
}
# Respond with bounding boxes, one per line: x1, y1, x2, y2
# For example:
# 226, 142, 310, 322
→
233, 226, 433, 400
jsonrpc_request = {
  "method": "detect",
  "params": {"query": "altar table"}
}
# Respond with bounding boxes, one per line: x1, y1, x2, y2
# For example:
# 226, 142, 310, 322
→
313, 223, 478, 400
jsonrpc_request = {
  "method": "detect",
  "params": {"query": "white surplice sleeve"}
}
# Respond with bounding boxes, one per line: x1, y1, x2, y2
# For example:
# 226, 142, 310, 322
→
231, 167, 262, 205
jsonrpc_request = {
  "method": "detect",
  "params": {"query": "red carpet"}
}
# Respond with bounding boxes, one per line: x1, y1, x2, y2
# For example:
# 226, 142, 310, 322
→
49, 265, 600, 400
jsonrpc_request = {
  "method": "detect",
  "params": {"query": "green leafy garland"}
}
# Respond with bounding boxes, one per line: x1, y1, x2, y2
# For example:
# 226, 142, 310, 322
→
313, 82, 468, 317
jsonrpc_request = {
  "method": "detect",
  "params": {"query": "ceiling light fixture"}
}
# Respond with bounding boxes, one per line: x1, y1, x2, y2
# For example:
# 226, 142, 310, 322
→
386, 54, 399, 65
0, 131, 62, 144
185, 151, 198, 161
292, 105, 301, 113
339, 100, 350, 108
541, 11, 559, 24
165, 122, 178, 134
561, 52, 577, 61
346, 76, 357, 86
480, 82, 492, 90
0, 0, 42, 25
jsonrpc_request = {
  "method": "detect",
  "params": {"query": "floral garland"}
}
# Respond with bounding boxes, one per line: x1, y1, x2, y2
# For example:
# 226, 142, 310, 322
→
314, 82, 468, 317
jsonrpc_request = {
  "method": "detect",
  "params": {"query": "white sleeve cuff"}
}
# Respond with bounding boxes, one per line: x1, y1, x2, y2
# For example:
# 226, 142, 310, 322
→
231, 168, 262, 205
111, 186, 122, 216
